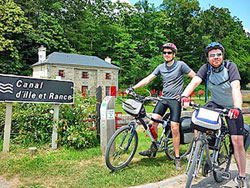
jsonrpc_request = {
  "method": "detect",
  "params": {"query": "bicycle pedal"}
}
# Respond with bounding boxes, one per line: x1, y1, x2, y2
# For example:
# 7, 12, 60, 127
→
221, 172, 231, 180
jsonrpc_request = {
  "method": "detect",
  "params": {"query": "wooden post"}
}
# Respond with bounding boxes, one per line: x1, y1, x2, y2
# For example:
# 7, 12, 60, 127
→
3, 102, 13, 152
96, 86, 102, 141
52, 104, 60, 149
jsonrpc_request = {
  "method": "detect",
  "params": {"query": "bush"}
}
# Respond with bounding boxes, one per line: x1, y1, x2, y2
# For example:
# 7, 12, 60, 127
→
0, 93, 98, 149
57, 93, 98, 149
135, 87, 151, 97
11, 103, 54, 145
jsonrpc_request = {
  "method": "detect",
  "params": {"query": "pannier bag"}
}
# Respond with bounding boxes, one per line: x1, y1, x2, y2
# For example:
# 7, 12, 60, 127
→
180, 117, 194, 144
191, 107, 221, 132
244, 123, 250, 151
167, 117, 194, 144
122, 99, 146, 118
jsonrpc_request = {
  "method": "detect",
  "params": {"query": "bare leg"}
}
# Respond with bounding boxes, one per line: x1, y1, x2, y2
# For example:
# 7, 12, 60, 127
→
231, 135, 246, 177
171, 121, 180, 158
138, 113, 162, 157
150, 113, 162, 136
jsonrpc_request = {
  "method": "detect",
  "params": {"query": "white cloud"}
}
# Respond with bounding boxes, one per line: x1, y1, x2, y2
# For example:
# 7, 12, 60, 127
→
111, 0, 131, 4
243, 27, 250, 33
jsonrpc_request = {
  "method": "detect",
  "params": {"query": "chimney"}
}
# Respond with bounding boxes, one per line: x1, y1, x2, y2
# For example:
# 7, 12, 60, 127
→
105, 56, 111, 63
38, 45, 46, 62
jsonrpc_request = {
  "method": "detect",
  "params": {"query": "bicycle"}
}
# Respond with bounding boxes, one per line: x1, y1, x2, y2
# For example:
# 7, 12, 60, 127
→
105, 91, 194, 171
185, 102, 250, 188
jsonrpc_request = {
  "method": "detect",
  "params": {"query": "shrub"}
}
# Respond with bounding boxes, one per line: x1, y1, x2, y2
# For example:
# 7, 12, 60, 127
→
11, 102, 54, 145
0, 93, 98, 149
57, 93, 98, 149
135, 87, 151, 97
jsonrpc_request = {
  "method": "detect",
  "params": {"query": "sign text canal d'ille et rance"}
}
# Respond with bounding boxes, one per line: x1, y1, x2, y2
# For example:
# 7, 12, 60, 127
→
0, 74, 74, 103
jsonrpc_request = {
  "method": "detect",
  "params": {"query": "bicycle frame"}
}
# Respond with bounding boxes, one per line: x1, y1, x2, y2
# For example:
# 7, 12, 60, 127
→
118, 120, 137, 151
186, 132, 219, 177
118, 114, 170, 153
186, 124, 232, 179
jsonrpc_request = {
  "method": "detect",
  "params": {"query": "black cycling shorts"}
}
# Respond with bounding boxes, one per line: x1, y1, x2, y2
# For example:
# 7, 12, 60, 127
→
204, 101, 244, 136
153, 99, 181, 123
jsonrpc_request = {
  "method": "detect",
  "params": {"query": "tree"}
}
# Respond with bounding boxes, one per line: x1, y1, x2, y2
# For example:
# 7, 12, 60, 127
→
0, 0, 32, 74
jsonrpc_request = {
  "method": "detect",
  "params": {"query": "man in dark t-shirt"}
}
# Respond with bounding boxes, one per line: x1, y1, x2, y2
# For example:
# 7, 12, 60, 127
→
126, 43, 195, 171
181, 42, 247, 187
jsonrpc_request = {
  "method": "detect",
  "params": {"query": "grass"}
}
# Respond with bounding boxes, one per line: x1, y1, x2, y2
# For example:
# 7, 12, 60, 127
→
0, 95, 249, 188
0, 115, 249, 188
0, 131, 183, 188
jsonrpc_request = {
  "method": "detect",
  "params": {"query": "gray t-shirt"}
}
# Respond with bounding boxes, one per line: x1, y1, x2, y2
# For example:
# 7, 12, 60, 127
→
153, 60, 192, 99
196, 61, 241, 108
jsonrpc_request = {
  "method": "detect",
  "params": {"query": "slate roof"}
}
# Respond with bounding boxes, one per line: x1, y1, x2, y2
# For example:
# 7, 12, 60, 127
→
32, 52, 120, 70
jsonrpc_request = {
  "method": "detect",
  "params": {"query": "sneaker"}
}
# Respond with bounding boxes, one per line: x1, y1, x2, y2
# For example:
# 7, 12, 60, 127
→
139, 150, 156, 157
139, 143, 157, 157
175, 158, 183, 171
234, 175, 247, 188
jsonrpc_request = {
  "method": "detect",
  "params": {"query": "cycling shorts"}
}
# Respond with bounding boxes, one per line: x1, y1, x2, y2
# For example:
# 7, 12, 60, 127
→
204, 101, 244, 135
153, 99, 181, 123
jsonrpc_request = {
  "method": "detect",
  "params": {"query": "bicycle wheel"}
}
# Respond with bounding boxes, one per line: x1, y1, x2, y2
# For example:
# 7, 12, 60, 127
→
213, 134, 232, 183
105, 125, 138, 171
185, 140, 202, 188
164, 129, 192, 160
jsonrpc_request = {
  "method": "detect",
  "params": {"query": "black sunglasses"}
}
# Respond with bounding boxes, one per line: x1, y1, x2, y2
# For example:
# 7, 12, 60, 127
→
163, 51, 173, 55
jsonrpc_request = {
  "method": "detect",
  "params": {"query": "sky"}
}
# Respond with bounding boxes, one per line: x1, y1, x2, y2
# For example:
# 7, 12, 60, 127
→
119, 0, 250, 32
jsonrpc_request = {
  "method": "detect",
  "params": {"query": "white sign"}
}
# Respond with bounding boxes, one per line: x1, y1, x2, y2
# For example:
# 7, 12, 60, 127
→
107, 109, 115, 120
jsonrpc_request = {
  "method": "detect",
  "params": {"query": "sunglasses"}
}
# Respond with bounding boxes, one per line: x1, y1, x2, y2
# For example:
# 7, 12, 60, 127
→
163, 51, 173, 55
209, 53, 223, 58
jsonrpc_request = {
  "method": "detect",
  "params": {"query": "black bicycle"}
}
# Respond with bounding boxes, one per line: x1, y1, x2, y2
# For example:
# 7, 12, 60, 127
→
105, 91, 194, 171
185, 102, 250, 188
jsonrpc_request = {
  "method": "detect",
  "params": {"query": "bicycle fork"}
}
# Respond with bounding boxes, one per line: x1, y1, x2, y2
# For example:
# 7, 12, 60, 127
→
119, 122, 137, 151
186, 139, 208, 178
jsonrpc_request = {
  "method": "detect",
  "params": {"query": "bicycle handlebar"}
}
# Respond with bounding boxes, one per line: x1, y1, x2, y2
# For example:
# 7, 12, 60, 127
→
189, 101, 229, 116
127, 91, 161, 103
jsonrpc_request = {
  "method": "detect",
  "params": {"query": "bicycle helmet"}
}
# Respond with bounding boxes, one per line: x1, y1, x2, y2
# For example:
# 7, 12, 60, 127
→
205, 42, 225, 56
162, 43, 177, 53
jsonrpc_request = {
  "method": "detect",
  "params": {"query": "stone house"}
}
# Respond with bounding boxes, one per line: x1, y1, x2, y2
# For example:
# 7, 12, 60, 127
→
31, 46, 119, 97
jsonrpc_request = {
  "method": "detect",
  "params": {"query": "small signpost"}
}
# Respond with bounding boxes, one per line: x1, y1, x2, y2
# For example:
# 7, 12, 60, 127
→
0, 74, 74, 152
100, 96, 115, 155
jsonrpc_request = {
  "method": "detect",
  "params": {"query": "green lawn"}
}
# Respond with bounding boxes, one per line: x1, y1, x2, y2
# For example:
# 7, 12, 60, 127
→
0, 131, 183, 188
0, 115, 249, 188
0, 96, 249, 188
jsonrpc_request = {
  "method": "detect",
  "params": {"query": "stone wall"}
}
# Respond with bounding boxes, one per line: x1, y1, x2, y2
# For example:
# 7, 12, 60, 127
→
33, 64, 119, 97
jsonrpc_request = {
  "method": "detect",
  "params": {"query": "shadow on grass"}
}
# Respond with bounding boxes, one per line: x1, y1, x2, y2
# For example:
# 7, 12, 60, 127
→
108, 153, 186, 174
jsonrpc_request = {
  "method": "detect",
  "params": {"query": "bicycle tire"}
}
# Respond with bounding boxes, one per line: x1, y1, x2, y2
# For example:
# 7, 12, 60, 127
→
185, 140, 202, 188
213, 134, 232, 183
164, 129, 192, 160
105, 125, 138, 171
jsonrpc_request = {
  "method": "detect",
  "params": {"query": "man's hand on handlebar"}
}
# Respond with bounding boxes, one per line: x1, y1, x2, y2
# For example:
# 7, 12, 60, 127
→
125, 87, 135, 94
181, 96, 190, 108
228, 108, 241, 119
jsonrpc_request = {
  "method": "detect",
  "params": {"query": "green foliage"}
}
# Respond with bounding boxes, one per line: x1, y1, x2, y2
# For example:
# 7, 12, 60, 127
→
0, 0, 32, 74
0, 95, 98, 149
0, 0, 249, 87
57, 93, 98, 149
0, 103, 5, 132
135, 87, 151, 97
11, 103, 54, 144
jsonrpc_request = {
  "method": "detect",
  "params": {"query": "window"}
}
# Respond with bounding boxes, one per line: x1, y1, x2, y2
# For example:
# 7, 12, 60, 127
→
58, 70, 65, 77
105, 73, 111, 80
82, 86, 88, 97
82, 72, 88, 79
105, 86, 110, 96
